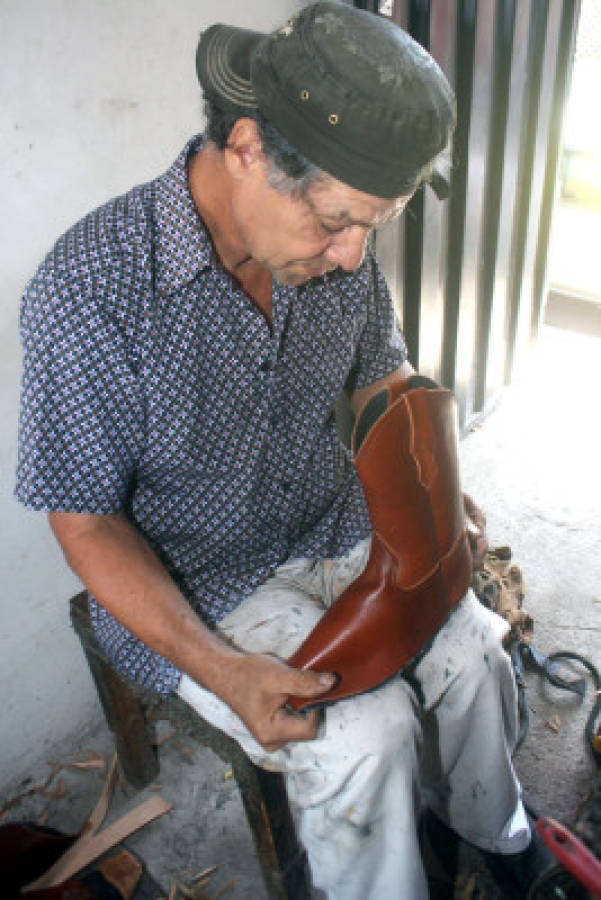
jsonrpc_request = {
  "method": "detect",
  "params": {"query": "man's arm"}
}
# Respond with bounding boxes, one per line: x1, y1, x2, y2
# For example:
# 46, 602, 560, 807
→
49, 511, 335, 751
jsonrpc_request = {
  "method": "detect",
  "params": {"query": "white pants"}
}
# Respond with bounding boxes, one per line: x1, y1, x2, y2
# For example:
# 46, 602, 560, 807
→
177, 539, 530, 899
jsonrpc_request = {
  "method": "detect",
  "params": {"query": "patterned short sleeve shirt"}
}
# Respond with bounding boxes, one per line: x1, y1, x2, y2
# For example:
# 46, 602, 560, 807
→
16, 135, 407, 694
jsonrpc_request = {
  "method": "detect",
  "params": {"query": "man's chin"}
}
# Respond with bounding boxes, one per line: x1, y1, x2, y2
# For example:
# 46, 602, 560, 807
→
272, 265, 335, 287
277, 273, 313, 286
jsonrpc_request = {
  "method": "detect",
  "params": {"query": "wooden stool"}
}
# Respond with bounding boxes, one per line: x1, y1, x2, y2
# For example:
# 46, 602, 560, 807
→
69, 591, 311, 900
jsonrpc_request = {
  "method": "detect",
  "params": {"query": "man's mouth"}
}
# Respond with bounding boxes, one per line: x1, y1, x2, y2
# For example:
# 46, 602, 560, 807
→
302, 259, 338, 278
271, 259, 337, 286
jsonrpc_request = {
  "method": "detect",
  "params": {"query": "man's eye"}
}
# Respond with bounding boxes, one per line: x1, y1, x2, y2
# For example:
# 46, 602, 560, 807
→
320, 222, 345, 235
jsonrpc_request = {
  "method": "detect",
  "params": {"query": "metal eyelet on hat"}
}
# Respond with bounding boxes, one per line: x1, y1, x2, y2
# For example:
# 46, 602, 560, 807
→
328, 113, 339, 125
300, 89, 310, 101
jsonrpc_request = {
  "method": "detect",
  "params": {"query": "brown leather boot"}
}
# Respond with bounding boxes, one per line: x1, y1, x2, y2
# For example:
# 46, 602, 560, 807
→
288, 377, 472, 710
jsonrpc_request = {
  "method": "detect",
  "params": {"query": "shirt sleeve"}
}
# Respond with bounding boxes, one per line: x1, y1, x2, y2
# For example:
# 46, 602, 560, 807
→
15, 239, 146, 513
346, 251, 408, 393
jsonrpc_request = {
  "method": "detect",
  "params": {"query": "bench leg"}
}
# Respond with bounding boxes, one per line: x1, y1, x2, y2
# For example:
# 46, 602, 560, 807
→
85, 647, 159, 789
70, 593, 159, 789
232, 758, 311, 900
254, 767, 311, 900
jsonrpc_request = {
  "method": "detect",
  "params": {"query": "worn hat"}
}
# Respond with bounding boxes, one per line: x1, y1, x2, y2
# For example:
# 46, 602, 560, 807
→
196, 1, 455, 199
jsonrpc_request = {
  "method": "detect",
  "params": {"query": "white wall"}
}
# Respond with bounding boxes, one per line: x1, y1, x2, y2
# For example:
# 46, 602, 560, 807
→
0, 0, 305, 791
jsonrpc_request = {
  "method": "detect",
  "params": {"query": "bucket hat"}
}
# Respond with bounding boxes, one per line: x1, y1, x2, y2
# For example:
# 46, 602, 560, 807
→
196, 1, 455, 199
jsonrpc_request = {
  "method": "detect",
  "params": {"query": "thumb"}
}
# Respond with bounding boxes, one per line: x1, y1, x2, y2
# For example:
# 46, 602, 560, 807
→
287, 666, 338, 698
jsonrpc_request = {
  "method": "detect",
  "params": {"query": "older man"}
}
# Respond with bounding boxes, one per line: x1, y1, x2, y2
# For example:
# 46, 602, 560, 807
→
16, 3, 549, 897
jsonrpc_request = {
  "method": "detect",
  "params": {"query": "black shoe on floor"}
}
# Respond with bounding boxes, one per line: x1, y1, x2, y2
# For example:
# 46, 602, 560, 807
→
479, 821, 555, 899
418, 808, 584, 900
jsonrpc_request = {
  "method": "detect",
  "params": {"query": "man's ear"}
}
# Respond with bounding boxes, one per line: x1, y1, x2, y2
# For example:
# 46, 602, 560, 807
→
224, 118, 265, 179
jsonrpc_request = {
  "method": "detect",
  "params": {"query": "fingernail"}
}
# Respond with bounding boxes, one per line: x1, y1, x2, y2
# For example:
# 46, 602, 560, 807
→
319, 673, 336, 687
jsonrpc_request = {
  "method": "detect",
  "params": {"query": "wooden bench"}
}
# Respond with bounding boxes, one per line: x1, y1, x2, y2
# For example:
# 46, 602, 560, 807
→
69, 591, 311, 900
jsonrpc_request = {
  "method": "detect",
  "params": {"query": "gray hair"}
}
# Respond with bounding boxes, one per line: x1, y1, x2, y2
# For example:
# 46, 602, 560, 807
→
203, 98, 327, 197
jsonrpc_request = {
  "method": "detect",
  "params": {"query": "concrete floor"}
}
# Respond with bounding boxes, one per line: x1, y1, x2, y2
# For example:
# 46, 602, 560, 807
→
461, 324, 600, 830
1, 323, 599, 898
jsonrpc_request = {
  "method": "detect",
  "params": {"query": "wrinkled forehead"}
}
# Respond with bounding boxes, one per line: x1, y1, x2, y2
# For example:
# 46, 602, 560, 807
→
304, 174, 410, 227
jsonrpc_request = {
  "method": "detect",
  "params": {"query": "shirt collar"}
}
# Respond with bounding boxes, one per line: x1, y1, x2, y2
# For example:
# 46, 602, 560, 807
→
152, 134, 214, 296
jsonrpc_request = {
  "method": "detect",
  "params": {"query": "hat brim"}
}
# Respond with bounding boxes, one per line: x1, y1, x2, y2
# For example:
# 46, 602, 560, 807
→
196, 23, 263, 110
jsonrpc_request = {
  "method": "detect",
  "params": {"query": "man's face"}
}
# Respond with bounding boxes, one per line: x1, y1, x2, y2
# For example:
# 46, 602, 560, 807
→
233, 166, 410, 287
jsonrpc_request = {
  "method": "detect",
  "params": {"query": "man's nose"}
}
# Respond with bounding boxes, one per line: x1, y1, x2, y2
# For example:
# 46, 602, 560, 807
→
324, 227, 369, 271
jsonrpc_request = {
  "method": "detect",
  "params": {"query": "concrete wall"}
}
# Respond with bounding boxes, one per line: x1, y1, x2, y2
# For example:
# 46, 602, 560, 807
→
0, 0, 305, 790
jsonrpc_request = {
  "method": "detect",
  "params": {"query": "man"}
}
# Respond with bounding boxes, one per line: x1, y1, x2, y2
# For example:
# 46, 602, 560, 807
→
16, 3, 549, 897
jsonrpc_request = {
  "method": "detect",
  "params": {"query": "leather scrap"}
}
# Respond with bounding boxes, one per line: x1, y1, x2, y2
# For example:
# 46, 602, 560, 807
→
23, 795, 171, 892
23, 755, 171, 892
472, 546, 533, 644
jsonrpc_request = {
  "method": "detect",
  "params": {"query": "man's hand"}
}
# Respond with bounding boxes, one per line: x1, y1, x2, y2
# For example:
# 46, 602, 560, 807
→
48, 510, 335, 752
223, 652, 336, 751
463, 493, 488, 570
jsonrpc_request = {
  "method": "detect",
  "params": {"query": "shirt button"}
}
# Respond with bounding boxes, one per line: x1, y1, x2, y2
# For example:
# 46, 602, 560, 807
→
259, 358, 271, 374
281, 480, 292, 493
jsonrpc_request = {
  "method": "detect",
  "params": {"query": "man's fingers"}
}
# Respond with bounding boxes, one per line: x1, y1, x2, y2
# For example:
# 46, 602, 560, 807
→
285, 666, 337, 698
254, 699, 322, 750
270, 707, 321, 744
464, 492, 487, 530
228, 654, 333, 749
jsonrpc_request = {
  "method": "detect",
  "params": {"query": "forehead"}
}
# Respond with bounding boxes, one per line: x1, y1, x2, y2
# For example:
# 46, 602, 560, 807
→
304, 175, 410, 226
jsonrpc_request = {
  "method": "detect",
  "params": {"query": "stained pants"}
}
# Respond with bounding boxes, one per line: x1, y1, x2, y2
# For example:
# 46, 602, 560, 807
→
177, 539, 530, 899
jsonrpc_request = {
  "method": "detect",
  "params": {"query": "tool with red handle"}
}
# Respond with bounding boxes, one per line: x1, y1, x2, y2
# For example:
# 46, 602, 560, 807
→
537, 817, 601, 899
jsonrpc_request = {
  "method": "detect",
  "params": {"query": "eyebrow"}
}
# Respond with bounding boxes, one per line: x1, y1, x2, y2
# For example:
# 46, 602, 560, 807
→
308, 200, 407, 230
322, 211, 377, 228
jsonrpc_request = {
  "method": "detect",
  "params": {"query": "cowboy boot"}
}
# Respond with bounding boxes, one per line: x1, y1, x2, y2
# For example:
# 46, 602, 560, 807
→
287, 376, 472, 710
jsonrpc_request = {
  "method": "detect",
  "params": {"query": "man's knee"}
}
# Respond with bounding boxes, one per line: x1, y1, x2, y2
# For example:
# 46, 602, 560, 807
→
416, 591, 513, 710
459, 597, 515, 695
